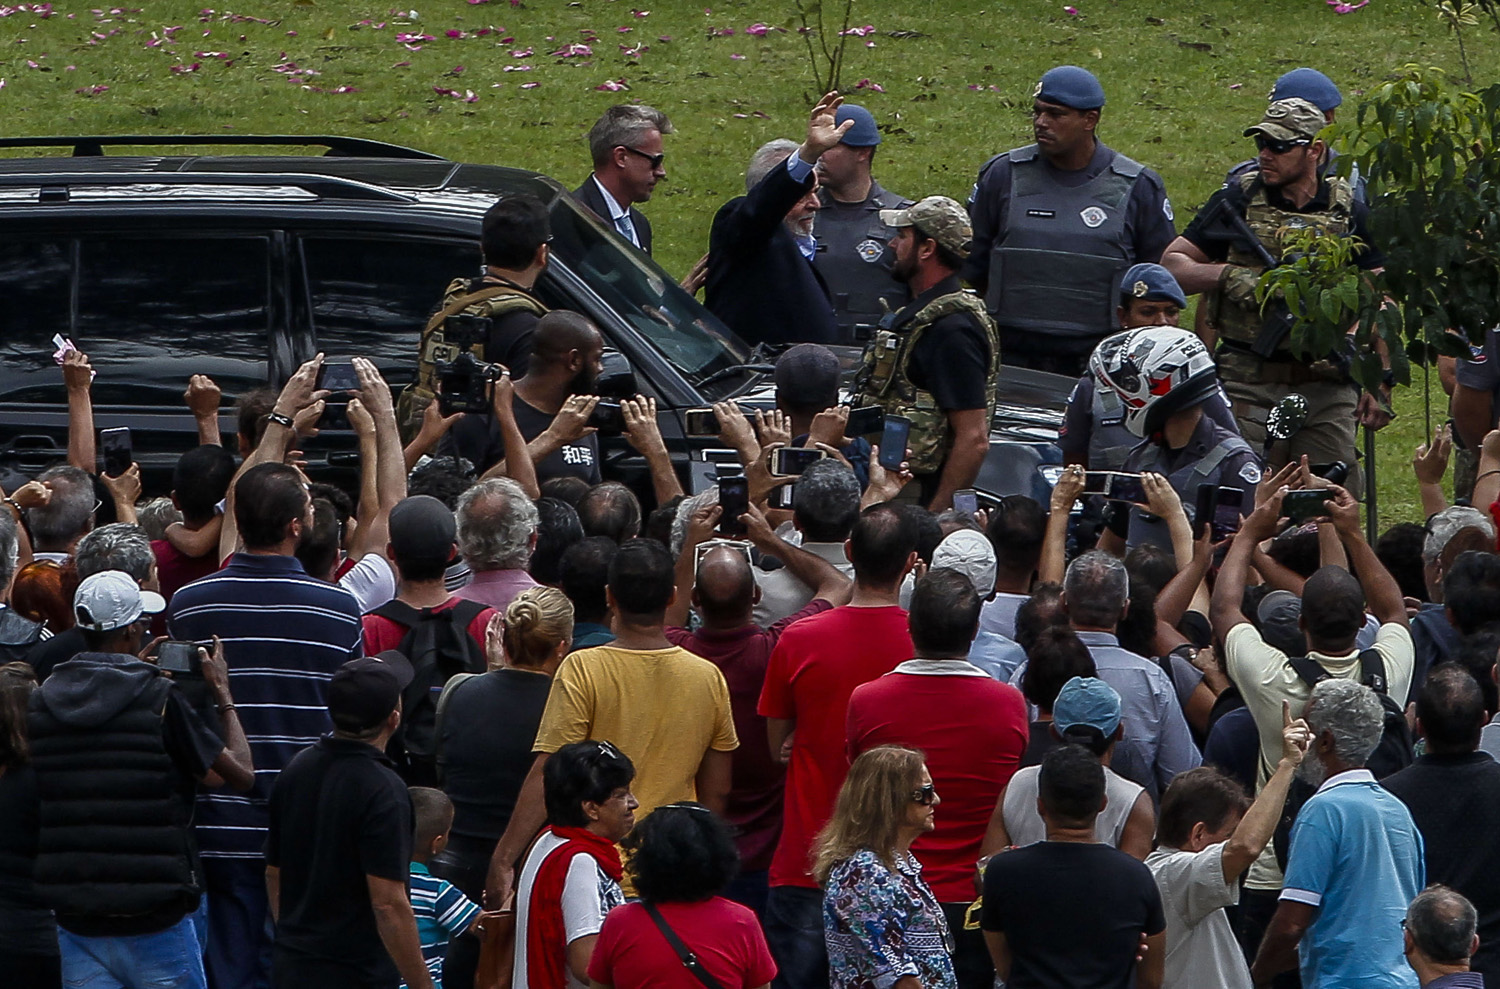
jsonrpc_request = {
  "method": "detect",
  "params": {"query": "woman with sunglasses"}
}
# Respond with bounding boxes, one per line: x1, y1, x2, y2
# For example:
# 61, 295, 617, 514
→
587, 803, 777, 989
514, 740, 638, 989
815, 745, 956, 989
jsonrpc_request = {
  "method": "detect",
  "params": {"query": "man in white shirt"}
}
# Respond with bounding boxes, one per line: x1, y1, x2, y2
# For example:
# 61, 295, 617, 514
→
575, 105, 673, 255
752, 461, 859, 627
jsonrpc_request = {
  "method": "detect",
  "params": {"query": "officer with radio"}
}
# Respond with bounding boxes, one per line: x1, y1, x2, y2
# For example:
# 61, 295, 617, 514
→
1059, 263, 1240, 471
964, 65, 1176, 376
850, 196, 999, 511
1090, 326, 1261, 551
810, 103, 914, 343
1162, 98, 1388, 497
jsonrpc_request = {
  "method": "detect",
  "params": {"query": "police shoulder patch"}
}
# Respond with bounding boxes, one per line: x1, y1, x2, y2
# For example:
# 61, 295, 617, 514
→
1162, 197, 1174, 222
1239, 461, 1263, 484
856, 239, 885, 263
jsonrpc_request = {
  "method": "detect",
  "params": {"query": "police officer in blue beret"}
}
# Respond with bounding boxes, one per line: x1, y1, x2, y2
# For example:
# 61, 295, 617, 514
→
1059, 263, 1241, 472
811, 104, 914, 344
964, 65, 1177, 377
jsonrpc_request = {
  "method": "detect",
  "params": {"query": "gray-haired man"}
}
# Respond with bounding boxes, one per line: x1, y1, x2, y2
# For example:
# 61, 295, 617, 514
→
576, 104, 673, 254
1405, 886, 1482, 989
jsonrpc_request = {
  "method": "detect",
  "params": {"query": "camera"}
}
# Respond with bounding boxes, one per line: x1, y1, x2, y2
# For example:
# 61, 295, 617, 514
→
435, 313, 502, 415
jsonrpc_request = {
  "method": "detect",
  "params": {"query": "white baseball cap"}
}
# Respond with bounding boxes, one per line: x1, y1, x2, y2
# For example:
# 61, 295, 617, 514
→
73, 570, 166, 632
932, 529, 998, 599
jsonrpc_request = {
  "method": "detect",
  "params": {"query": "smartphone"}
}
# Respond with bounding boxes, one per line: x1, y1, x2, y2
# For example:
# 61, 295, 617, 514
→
878, 415, 911, 470
1283, 489, 1333, 523
769, 483, 795, 509
157, 641, 201, 675
586, 400, 625, 433
318, 401, 351, 431
100, 426, 132, 477
718, 475, 749, 536
1108, 473, 1147, 505
1083, 471, 1113, 496
684, 408, 720, 437
1211, 487, 1245, 541
1193, 483, 1219, 540
316, 358, 359, 394
953, 489, 979, 516
771, 447, 825, 477
845, 405, 885, 437
702, 448, 741, 466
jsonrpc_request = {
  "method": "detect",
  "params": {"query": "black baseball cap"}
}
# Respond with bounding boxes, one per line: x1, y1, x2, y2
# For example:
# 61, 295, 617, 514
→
327, 652, 414, 732
388, 495, 457, 568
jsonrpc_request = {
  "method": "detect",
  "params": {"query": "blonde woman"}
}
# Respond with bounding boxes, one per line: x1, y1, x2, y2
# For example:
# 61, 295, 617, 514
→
431, 587, 574, 988
816, 746, 956, 989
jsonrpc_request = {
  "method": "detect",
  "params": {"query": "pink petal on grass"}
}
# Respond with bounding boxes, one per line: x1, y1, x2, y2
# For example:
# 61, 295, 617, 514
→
502, 64, 533, 71
595, 77, 629, 91
1064, 5, 1079, 14
632, 9, 649, 16
520, 80, 538, 88
729, 52, 745, 59
657, 34, 672, 41
510, 46, 533, 56
617, 26, 631, 33
745, 22, 767, 35
854, 78, 885, 92
1229, 82, 1243, 90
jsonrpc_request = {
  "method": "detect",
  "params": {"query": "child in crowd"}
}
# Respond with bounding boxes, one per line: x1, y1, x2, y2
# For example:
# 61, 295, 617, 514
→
406, 787, 484, 989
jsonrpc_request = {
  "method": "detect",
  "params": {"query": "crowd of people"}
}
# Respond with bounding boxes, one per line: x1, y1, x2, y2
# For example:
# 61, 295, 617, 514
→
1, 57, 1499, 989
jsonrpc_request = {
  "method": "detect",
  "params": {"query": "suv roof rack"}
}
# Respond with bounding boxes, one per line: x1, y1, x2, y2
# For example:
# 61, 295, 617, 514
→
0, 171, 420, 203
0, 135, 447, 160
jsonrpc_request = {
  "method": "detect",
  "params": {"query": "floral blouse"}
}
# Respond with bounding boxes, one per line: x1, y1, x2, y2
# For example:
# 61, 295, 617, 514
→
824, 848, 957, 989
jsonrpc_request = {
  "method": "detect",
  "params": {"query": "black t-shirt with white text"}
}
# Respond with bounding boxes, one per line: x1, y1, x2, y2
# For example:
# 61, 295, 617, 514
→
447, 392, 602, 485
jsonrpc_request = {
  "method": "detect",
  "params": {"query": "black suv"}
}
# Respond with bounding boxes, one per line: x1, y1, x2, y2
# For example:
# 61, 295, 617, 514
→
0, 135, 1067, 503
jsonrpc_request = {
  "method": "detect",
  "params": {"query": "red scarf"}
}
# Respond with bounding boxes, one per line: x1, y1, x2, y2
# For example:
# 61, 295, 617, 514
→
524, 826, 624, 989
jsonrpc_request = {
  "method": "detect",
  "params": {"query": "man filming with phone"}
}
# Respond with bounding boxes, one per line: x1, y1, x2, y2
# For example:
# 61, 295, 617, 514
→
849, 196, 999, 511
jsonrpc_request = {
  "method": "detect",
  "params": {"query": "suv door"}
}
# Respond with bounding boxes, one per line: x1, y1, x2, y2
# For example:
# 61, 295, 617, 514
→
0, 229, 278, 485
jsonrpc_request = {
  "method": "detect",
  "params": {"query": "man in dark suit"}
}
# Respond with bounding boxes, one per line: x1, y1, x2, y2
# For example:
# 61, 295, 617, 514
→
574, 104, 673, 256
704, 92, 852, 348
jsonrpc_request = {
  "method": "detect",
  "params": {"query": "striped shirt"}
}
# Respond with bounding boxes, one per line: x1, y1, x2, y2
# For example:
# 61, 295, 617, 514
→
406, 861, 482, 989
168, 552, 363, 859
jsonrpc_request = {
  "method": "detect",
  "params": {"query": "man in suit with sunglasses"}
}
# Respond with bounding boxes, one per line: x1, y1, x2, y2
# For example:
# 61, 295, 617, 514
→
1162, 98, 1389, 498
575, 105, 673, 256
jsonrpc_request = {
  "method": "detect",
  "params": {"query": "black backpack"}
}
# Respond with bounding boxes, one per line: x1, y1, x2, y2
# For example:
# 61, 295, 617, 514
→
370, 599, 488, 783
1271, 648, 1415, 870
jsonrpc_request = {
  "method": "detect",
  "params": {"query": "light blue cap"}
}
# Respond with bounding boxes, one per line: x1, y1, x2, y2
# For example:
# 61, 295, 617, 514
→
1119, 263, 1187, 309
1035, 65, 1106, 110
1053, 676, 1122, 735
835, 104, 881, 147
1271, 68, 1342, 113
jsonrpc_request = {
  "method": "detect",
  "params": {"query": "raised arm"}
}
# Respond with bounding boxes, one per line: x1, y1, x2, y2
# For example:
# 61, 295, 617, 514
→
185, 374, 223, 448
1222, 702, 1310, 881
1412, 425, 1452, 519
349, 359, 409, 561
1210, 489, 1284, 647
667, 502, 721, 629
1039, 465, 1086, 585
63, 349, 96, 473
742, 502, 853, 606
621, 396, 683, 505
1325, 484, 1407, 626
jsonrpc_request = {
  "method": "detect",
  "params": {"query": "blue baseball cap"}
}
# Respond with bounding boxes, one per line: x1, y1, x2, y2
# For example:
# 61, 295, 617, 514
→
1053, 676, 1122, 736
1035, 65, 1105, 110
835, 104, 881, 147
1271, 68, 1342, 113
1119, 263, 1187, 309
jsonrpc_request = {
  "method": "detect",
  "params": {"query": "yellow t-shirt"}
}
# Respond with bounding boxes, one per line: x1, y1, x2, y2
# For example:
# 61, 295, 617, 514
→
533, 644, 739, 816
1224, 620, 1414, 890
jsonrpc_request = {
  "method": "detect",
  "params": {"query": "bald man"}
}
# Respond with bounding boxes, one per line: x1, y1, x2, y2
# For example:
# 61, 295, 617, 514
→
666, 501, 853, 913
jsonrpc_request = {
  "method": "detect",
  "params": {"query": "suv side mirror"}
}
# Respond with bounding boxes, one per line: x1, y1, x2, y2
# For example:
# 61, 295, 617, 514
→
597, 349, 637, 398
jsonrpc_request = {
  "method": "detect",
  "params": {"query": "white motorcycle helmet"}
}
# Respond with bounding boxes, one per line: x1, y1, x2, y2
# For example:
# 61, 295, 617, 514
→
1089, 327, 1219, 439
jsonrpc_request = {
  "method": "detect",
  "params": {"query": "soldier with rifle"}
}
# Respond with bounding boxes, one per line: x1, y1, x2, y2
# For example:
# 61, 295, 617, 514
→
1162, 98, 1390, 496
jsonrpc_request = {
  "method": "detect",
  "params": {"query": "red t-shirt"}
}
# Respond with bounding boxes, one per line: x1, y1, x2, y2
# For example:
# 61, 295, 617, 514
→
757, 605, 913, 889
587, 897, 777, 989
847, 664, 1030, 902
360, 597, 495, 656
665, 599, 831, 873
151, 538, 221, 637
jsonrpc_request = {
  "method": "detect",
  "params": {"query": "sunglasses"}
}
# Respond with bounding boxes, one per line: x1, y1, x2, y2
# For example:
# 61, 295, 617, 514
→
911, 783, 938, 806
621, 145, 666, 169
588, 739, 623, 764
1254, 134, 1312, 155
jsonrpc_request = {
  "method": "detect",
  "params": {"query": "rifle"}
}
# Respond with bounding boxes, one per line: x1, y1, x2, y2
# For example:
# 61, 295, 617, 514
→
1197, 195, 1297, 358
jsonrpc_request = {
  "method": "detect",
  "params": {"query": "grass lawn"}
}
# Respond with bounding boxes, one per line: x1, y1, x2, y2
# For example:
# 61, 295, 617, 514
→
0, 0, 1493, 526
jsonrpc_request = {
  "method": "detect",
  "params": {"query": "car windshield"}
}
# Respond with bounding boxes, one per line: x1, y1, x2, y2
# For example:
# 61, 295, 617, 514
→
546, 195, 752, 397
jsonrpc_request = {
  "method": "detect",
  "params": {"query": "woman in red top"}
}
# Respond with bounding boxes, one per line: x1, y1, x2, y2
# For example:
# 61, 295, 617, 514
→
588, 803, 777, 989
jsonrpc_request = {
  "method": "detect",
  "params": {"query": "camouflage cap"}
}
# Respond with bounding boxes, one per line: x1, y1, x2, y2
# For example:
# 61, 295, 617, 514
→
1244, 97, 1326, 143
879, 196, 972, 258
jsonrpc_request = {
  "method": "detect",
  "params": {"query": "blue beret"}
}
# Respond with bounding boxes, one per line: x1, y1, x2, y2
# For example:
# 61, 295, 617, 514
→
835, 104, 881, 147
1271, 68, 1342, 113
1119, 263, 1187, 308
1035, 65, 1105, 110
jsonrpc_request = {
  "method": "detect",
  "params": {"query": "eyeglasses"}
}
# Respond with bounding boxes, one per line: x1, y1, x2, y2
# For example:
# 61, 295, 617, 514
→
1254, 134, 1312, 155
621, 145, 666, 169
911, 783, 938, 806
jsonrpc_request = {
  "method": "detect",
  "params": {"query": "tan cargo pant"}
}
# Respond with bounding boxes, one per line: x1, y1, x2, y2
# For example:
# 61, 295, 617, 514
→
1220, 369, 1365, 500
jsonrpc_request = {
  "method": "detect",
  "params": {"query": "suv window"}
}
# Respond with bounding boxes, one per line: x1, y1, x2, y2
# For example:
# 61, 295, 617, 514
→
300, 234, 481, 388
0, 234, 270, 406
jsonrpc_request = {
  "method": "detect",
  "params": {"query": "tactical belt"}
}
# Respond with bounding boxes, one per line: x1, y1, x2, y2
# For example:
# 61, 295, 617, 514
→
1217, 344, 1341, 385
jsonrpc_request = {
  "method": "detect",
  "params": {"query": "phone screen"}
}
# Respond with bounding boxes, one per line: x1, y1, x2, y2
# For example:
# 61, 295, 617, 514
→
772, 447, 824, 476
684, 408, 720, 437
587, 400, 625, 433
953, 489, 979, 515
1284, 489, 1332, 523
317, 359, 359, 394
878, 416, 911, 469
1109, 473, 1147, 505
318, 401, 351, 431
1193, 484, 1219, 539
845, 405, 884, 437
718, 476, 749, 536
1212, 487, 1245, 540
1083, 471, 1113, 496
157, 641, 200, 674
100, 427, 132, 477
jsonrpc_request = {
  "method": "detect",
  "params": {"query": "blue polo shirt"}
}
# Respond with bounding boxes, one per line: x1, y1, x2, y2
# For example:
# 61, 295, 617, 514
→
406, 861, 481, 988
1281, 769, 1424, 989
169, 552, 363, 859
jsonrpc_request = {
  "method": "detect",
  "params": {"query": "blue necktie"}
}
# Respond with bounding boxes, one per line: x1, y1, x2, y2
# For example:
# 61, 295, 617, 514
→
615, 212, 638, 247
